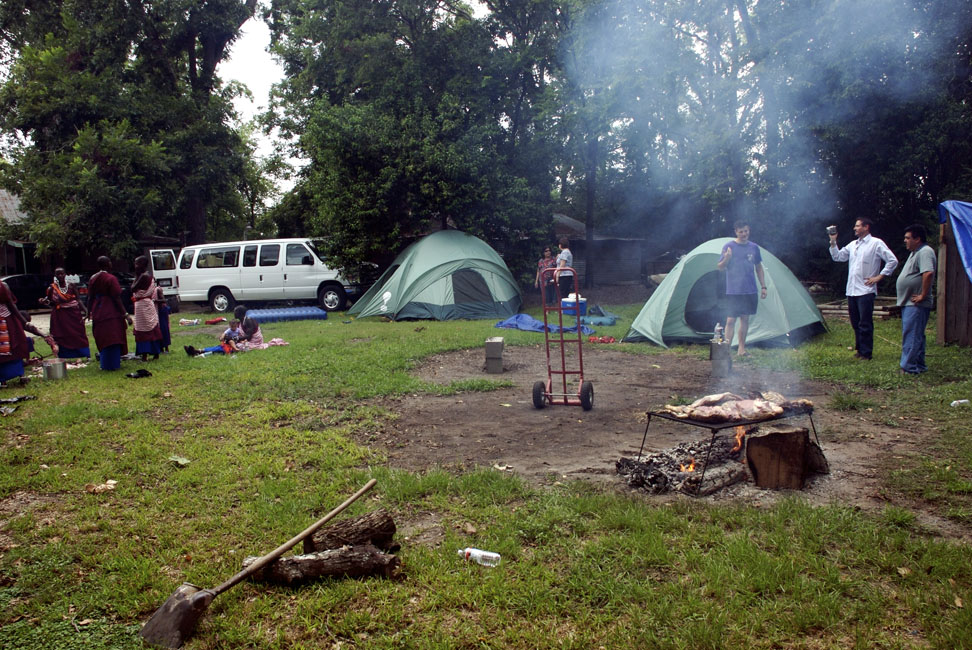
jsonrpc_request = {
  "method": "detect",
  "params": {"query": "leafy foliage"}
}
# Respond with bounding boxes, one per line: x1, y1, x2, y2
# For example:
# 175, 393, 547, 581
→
266, 0, 557, 273
0, 0, 261, 262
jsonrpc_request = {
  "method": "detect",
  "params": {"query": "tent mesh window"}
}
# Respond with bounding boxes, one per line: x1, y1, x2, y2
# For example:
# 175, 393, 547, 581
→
684, 270, 727, 334
451, 269, 493, 304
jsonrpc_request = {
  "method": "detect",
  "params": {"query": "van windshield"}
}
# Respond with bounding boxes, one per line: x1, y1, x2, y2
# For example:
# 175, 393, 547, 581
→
306, 240, 326, 263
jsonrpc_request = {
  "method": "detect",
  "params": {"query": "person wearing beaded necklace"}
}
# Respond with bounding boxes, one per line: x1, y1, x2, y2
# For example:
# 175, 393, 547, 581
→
43, 268, 90, 359
0, 280, 30, 386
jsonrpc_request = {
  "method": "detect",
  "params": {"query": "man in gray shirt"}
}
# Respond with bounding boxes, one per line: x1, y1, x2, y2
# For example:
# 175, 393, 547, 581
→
895, 224, 936, 374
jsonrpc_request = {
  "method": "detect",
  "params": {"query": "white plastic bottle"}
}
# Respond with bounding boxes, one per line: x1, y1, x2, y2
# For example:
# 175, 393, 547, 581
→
458, 547, 501, 567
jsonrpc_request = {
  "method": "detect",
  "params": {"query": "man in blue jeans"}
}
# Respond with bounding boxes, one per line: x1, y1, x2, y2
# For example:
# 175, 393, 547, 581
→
895, 224, 936, 374
829, 218, 898, 360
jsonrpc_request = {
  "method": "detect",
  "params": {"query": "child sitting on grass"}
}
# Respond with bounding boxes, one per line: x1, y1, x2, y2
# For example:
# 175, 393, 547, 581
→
184, 319, 244, 357
220, 320, 243, 353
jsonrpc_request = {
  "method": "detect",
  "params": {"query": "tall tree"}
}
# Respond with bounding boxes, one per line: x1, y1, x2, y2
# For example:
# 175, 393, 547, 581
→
266, 0, 558, 275
0, 0, 258, 260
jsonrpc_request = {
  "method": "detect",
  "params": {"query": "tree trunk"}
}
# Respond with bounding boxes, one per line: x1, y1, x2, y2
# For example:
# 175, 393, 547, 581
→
745, 426, 829, 489
243, 544, 401, 585
584, 134, 596, 289
185, 194, 206, 245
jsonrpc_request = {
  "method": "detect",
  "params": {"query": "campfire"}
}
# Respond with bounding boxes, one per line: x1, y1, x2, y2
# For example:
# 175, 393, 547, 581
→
617, 392, 828, 496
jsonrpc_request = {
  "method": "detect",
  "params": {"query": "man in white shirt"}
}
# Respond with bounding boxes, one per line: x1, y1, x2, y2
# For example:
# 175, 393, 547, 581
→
829, 218, 898, 360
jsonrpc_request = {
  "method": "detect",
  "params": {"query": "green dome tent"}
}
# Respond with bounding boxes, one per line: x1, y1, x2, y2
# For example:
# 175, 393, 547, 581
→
348, 230, 522, 320
622, 238, 825, 347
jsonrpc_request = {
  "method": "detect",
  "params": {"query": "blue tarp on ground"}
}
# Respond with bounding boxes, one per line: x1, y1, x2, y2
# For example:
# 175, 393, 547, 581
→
245, 306, 328, 324
938, 200, 972, 283
494, 313, 596, 335
581, 305, 621, 326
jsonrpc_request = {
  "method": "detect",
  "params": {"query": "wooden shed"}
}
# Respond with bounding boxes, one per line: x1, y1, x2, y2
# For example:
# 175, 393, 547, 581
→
936, 201, 972, 347
552, 214, 650, 286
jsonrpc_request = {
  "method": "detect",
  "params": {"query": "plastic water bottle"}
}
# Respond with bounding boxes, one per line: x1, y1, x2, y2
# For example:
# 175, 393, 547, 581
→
950, 399, 970, 407
458, 548, 501, 567
713, 323, 723, 342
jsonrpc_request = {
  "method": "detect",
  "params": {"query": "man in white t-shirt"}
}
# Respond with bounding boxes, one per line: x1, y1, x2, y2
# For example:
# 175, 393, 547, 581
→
554, 237, 574, 299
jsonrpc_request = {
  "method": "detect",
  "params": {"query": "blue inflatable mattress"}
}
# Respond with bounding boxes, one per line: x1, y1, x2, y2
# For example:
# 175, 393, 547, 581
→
244, 307, 328, 324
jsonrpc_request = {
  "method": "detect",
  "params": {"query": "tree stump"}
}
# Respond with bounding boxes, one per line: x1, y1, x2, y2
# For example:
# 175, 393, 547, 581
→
243, 544, 401, 585
303, 508, 398, 553
745, 426, 829, 490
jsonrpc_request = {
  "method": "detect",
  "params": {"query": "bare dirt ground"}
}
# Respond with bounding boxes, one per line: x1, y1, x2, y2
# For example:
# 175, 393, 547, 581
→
365, 286, 971, 541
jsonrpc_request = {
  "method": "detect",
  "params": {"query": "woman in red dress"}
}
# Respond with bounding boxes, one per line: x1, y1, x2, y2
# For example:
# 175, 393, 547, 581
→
88, 256, 131, 370
43, 268, 90, 359
0, 281, 30, 386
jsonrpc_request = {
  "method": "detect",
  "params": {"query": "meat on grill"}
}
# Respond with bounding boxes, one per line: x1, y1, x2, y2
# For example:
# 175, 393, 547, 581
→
660, 391, 812, 423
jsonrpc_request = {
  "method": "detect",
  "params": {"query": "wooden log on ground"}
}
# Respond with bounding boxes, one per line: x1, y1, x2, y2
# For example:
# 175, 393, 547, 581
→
243, 544, 401, 585
303, 508, 398, 553
688, 464, 749, 496
745, 426, 828, 490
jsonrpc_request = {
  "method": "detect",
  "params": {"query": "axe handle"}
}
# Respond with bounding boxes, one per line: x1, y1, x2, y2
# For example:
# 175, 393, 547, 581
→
211, 478, 377, 596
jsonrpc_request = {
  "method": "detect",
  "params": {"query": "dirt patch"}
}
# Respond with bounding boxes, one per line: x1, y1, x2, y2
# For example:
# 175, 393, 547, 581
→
0, 491, 59, 553
362, 343, 970, 540
398, 511, 447, 548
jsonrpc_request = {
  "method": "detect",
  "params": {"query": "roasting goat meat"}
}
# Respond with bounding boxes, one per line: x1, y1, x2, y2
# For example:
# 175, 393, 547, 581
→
660, 391, 812, 423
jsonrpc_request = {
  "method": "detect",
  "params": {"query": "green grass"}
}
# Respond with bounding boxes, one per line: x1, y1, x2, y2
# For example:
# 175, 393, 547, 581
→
1, 307, 970, 648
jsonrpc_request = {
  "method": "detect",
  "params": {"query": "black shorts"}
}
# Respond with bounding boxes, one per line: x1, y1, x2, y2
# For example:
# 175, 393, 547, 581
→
726, 293, 758, 317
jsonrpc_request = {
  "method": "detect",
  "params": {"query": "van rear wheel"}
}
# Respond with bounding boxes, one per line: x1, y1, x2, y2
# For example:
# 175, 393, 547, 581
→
209, 288, 236, 313
318, 284, 347, 311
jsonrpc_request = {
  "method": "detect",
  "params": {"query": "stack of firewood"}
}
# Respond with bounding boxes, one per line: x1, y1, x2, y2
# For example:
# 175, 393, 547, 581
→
243, 509, 401, 585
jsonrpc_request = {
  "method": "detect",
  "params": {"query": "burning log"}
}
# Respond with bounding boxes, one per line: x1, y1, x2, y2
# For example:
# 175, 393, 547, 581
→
690, 464, 750, 497
617, 427, 754, 495
618, 423, 828, 495
243, 544, 401, 585
745, 426, 829, 490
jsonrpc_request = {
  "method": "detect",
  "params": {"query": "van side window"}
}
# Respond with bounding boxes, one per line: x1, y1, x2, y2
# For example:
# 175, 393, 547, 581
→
260, 244, 280, 266
286, 243, 312, 266
243, 245, 258, 267
152, 251, 176, 271
196, 246, 240, 268
179, 250, 195, 269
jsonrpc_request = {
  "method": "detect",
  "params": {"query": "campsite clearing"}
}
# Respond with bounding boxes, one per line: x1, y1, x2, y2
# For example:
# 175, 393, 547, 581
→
374, 343, 970, 539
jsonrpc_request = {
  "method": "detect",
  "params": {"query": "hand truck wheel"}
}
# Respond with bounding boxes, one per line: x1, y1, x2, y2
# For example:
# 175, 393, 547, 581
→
579, 380, 594, 411
532, 380, 547, 409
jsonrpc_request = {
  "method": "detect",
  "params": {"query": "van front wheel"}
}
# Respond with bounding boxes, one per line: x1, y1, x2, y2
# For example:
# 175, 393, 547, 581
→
318, 284, 347, 311
209, 288, 236, 313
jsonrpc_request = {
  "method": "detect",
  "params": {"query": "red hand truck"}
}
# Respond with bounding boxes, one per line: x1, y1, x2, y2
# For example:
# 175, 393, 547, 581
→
532, 266, 593, 410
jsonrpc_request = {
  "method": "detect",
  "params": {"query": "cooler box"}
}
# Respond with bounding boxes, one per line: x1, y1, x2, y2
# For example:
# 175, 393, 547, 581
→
561, 297, 587, 316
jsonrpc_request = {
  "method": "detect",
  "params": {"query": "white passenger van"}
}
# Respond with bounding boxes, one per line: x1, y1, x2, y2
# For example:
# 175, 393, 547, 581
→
173, 238, 360, 312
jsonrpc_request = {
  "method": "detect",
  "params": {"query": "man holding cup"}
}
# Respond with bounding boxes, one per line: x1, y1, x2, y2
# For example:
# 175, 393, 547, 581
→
828, 219, 898, 360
